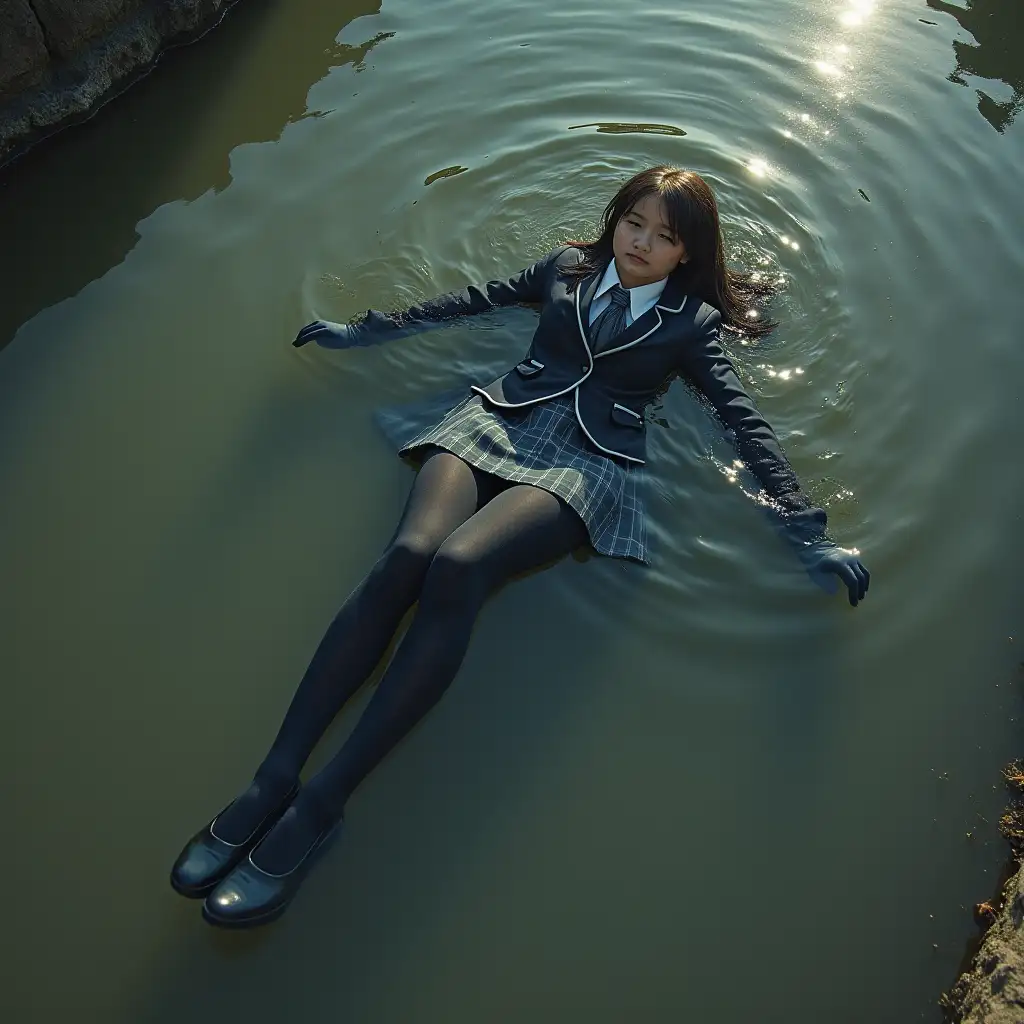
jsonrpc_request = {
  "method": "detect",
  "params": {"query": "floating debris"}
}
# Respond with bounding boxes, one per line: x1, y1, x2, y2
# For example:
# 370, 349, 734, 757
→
568, 122, 687, 136
858, 188, 871, 202
424, 165, 469, 186
1004, 763, 1024, 791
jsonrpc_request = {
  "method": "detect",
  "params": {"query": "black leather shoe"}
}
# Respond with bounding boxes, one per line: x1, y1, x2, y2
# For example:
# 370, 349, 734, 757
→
169, 783, 299, 899
202, 818, 343, 929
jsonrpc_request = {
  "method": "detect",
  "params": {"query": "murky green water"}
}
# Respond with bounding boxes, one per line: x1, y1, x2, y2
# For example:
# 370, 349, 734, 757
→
2, 0, 1022, 1020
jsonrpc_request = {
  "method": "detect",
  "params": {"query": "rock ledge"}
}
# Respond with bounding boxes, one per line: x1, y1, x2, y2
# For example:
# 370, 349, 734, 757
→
0, 0, 241, 167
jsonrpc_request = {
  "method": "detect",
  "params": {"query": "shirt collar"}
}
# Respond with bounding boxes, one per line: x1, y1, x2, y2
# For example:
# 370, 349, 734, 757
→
595, 260, 669, 321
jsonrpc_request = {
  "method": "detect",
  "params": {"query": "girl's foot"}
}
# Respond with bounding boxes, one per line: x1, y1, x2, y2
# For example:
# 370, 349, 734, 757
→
169, 771, 298, 899
203, 794, 343, 929
211, 771, 297, 844
247, 792, 332, 874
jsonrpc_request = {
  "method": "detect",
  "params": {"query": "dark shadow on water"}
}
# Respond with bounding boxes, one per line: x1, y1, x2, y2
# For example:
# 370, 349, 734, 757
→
0, 0, 389, 350
927, 0, 1024, 133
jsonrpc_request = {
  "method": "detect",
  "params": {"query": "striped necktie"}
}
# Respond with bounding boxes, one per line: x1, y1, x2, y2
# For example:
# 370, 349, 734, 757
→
589, 284, 631, 353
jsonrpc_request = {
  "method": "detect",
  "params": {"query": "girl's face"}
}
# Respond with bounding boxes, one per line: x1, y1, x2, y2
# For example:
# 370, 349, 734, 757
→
612, 193, 688, 288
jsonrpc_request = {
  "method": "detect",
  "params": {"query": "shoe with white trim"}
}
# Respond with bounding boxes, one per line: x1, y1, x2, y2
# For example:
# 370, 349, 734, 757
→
169, 783, 299, 899
202, 817, 343, 929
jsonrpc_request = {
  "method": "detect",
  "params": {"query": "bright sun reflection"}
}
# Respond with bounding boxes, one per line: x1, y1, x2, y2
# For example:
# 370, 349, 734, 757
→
839, 1, 874, 28
815, 61, 842, 77
747, 158, 769, 177
763, 366, 805, 381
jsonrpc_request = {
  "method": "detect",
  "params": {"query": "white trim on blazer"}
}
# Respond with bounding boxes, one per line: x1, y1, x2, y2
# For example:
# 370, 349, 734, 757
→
572, 285, 645, 464
574, 388, 645, 465
591, 293, 687, 360
469, 283, 595, 408
612, 402, 643, 421
471, 282, 653, 465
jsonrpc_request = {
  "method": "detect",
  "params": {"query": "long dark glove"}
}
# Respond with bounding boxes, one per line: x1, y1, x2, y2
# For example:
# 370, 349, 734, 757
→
799, 540, 870, 607
293, 248, 568, 352
293, 320, 366, 349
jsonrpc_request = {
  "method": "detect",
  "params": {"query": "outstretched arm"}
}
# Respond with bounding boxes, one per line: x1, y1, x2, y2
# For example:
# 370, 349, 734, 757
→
294, 246, 568, 349
680, 309, 870, 606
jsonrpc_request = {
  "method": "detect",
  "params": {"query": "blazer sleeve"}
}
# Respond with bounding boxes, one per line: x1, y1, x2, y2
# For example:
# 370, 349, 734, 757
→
348, 246, 568, 343
679, 309, 828, 547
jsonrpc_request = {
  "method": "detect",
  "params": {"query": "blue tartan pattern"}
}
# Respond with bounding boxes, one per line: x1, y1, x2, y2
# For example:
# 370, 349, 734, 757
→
398, 393, 649, 565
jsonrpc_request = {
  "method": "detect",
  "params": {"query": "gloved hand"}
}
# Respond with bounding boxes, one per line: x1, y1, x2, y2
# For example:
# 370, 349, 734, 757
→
293, 319, 362, 349
799, 540, 870, 607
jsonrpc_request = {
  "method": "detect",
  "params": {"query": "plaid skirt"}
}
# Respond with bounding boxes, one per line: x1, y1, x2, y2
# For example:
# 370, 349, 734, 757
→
386, 392, 649, 564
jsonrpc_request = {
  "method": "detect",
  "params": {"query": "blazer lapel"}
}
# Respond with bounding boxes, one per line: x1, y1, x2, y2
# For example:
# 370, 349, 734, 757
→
654, 270, 688, 314
593, 268, 689, 359
573, 271, 603, 357
579, 271, 602, 330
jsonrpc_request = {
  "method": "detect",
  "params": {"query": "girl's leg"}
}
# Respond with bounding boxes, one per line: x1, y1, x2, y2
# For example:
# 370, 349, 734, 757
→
212, 450, 502, 843
251, 484, 587, 872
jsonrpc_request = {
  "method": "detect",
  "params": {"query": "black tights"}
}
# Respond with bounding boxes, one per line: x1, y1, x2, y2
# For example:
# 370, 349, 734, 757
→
213, 451, 586, 872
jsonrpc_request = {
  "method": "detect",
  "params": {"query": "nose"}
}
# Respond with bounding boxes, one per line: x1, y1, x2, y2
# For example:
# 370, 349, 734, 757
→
634, 229, 652, 252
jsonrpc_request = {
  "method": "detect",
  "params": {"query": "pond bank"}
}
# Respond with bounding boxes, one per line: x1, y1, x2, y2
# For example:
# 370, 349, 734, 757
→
0, 0, 241, 167
945, 756, 1024, 1023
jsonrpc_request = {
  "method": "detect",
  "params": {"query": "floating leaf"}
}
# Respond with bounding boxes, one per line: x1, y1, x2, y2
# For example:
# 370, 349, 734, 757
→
567, 122, 687, 137
424, 165, 469, 186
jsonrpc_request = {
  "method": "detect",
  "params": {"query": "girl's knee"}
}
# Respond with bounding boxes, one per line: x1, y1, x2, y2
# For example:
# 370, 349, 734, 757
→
420, 540, 489, 608
373, 533, 439, 585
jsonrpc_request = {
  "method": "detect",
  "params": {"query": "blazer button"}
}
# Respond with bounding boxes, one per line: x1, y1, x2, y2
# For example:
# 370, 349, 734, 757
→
580, 363, 588, 373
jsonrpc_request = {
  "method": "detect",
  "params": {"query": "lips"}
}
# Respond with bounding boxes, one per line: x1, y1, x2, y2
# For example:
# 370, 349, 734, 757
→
626, 252, 648, 264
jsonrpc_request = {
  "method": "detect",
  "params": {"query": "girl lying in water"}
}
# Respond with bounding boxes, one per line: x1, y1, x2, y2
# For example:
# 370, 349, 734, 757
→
171, 165, 869, 928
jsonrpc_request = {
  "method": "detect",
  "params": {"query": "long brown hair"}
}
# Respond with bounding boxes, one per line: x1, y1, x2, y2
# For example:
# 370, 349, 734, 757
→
563, 166, 777, 338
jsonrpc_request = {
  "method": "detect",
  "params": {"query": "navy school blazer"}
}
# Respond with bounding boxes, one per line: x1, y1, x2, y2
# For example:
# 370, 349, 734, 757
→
352, 245, 827, 545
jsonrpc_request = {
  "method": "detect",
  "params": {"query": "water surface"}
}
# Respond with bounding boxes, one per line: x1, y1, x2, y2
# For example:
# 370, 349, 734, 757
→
2, 0, 1023, 1021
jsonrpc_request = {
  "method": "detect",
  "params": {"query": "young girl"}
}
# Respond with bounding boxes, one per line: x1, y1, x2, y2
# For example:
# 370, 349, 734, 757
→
171, 166, 869, 928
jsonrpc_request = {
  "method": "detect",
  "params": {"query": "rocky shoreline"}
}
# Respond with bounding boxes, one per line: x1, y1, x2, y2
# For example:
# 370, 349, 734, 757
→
0, 0, 242, 167
943, 762, 1024, 1023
